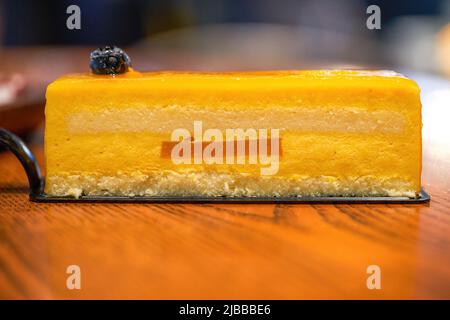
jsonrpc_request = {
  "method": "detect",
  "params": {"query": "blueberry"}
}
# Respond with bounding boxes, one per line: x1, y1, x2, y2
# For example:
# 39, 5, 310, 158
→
89, 46, 131, 75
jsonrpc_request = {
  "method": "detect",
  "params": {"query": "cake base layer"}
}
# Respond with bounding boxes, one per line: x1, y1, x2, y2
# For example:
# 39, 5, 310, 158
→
46, 172, 417, 199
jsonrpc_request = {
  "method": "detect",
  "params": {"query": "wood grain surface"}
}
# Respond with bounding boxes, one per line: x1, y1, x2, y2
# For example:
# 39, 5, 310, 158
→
1, 87, 450, 300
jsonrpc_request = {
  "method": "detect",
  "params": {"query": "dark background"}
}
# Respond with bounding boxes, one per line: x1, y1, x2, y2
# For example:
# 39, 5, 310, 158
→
0, 0, 444, 46
1, 0, 449, 73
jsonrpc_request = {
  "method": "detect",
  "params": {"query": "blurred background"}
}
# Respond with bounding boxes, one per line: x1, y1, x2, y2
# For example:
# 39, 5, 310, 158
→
0, 0, 450, 147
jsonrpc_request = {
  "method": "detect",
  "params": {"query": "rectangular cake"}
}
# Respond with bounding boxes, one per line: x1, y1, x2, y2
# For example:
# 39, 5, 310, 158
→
44, 70, 422, 198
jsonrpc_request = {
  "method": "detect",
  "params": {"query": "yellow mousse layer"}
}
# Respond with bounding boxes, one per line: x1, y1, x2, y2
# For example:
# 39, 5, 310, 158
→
44, 70, 422, 198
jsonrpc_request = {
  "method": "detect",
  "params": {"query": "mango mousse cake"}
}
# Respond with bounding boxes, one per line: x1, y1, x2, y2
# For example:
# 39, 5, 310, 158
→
44, 47, 422, 199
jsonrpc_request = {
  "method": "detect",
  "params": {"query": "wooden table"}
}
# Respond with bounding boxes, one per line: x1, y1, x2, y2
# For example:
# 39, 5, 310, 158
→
1, 80, 450, 300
